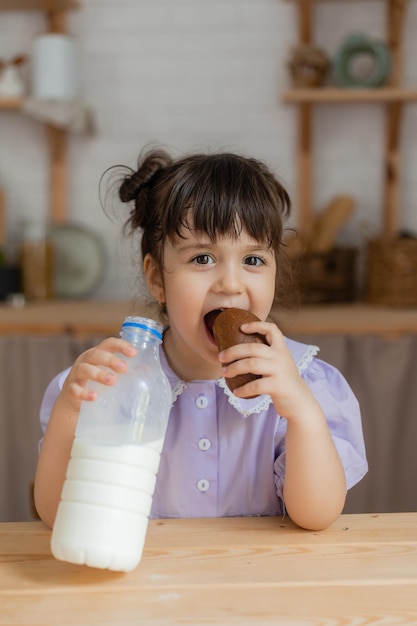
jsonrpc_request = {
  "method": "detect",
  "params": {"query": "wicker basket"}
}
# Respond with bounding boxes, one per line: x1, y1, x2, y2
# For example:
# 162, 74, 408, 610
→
365, 238, 417, 307
292, 246, 358, 304
287, 44, 330, 88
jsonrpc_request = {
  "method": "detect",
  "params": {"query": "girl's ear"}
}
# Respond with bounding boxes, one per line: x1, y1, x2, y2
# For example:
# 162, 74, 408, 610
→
143, 254, 165, 304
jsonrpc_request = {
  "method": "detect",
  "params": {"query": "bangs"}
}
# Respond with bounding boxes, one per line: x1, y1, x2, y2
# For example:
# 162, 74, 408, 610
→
162, 154, 289, 250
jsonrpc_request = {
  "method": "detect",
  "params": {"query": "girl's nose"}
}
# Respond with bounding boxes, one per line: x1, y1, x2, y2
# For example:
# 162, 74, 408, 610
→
214, 264, 244, 295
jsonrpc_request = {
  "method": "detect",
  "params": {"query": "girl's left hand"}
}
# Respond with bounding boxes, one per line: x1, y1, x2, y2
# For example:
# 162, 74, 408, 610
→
218, 320, 314, 421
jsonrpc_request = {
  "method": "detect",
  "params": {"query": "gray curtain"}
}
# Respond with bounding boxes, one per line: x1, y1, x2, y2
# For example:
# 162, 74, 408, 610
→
1, 333, 416, 521
291, 333, 417, 514
0, 335, 104, 522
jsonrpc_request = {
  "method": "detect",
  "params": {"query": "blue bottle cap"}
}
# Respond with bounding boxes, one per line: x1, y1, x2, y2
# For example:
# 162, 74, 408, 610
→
121, 317, 163, 341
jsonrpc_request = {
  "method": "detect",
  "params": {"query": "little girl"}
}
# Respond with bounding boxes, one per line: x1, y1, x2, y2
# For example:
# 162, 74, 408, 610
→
34, 148, 367, 531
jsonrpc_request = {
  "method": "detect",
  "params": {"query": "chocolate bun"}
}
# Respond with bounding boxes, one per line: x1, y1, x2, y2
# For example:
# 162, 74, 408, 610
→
212, 308, 267, 396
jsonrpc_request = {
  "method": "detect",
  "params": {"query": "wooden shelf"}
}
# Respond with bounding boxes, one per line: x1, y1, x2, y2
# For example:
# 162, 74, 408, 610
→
283, 87, 417, 104
276, 304, 417, 337
0, 300, 155, 337
0, 1, 77, 10
0, 300, 415, 337
284, 0, 415, 239
0, 98, 23, 110
0, 1, 78, 222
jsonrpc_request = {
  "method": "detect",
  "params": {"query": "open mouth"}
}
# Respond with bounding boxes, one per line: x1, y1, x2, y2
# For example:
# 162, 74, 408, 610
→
204, 309, 223, 341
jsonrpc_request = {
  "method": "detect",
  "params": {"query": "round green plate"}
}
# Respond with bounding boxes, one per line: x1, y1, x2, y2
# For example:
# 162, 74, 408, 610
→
50, 222, 106, 298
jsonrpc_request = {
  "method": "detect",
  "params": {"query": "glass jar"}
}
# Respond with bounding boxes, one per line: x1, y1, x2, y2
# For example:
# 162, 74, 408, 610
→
19, 219, 54, 300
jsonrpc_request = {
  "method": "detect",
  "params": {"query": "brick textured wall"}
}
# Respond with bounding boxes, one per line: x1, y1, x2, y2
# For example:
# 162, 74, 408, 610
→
1, 0, 417, 298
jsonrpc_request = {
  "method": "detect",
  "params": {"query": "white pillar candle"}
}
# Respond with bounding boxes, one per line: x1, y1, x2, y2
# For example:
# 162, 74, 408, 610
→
31, 34, 78, 101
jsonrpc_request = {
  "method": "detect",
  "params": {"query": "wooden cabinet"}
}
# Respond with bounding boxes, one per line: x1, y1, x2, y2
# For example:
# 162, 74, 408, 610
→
282, 0, 417, 238
0, 0, 78, 223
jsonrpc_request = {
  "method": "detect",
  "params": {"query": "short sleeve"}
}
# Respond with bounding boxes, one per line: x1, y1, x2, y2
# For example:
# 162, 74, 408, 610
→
38, 367, 71, 450
273, 355, 368, 505
303, 356, 368, 489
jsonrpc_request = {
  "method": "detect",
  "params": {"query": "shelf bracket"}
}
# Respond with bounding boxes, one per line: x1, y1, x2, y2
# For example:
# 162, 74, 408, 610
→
387, 0, 407, 86
383, 102, 403, 238
47, 125, 68, 224
297, 0, 313, 45
297, 103, 313, 233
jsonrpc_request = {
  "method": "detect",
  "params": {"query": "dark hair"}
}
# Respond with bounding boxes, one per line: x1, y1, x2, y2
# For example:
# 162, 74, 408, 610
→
117, 147, 295, 307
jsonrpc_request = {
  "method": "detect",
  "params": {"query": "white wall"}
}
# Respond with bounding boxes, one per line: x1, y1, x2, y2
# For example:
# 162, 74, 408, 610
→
1, 0, 417, 299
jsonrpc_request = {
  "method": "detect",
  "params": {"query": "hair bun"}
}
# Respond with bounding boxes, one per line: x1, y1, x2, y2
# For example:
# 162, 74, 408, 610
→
119, 149, 172, 204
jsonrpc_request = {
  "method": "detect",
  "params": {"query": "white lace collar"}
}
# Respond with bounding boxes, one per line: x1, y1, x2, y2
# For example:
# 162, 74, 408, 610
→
160, 338, 319, 418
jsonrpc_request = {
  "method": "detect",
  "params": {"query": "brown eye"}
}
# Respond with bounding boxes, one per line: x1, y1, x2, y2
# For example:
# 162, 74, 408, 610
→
244, 256, 264, 266
193, 254, 213, 265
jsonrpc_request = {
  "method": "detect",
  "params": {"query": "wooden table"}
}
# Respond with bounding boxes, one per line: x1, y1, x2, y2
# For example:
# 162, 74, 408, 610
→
1, 513, 417, 625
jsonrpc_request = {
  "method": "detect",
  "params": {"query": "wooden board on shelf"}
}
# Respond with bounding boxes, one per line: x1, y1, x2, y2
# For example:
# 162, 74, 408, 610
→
0, 300, 416, 337
0, 98, 23, 110
0, 1, 77, 9
283, 88, 417, 104
285, 0, 406, 4
275, 304, 417, 337
0, 300, 158, 338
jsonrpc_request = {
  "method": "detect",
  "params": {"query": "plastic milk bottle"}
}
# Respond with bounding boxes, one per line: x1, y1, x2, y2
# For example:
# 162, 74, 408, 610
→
50, 317, 172, 571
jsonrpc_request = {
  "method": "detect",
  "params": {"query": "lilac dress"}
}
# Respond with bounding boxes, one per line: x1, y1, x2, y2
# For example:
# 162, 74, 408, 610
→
39, 337, 368, 518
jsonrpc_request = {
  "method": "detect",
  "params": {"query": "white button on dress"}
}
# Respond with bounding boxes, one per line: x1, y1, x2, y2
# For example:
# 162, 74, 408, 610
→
196, 396, 209, 409
197, 479, 210, 492
198, 437, 211, 451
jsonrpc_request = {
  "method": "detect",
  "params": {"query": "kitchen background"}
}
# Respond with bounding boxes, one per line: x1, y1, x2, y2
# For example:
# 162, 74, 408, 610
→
1, 0, 417, 300
2, 1, 417, 523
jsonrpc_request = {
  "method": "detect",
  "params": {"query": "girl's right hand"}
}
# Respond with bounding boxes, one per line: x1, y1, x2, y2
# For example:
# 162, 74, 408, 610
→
61, 337, 138, 410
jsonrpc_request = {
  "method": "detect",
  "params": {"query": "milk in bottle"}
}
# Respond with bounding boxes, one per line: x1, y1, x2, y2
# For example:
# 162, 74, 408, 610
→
50, 317, 171, 571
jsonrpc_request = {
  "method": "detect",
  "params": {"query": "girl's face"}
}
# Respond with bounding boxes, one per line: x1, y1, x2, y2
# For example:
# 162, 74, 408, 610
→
144, 226, 276, 382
